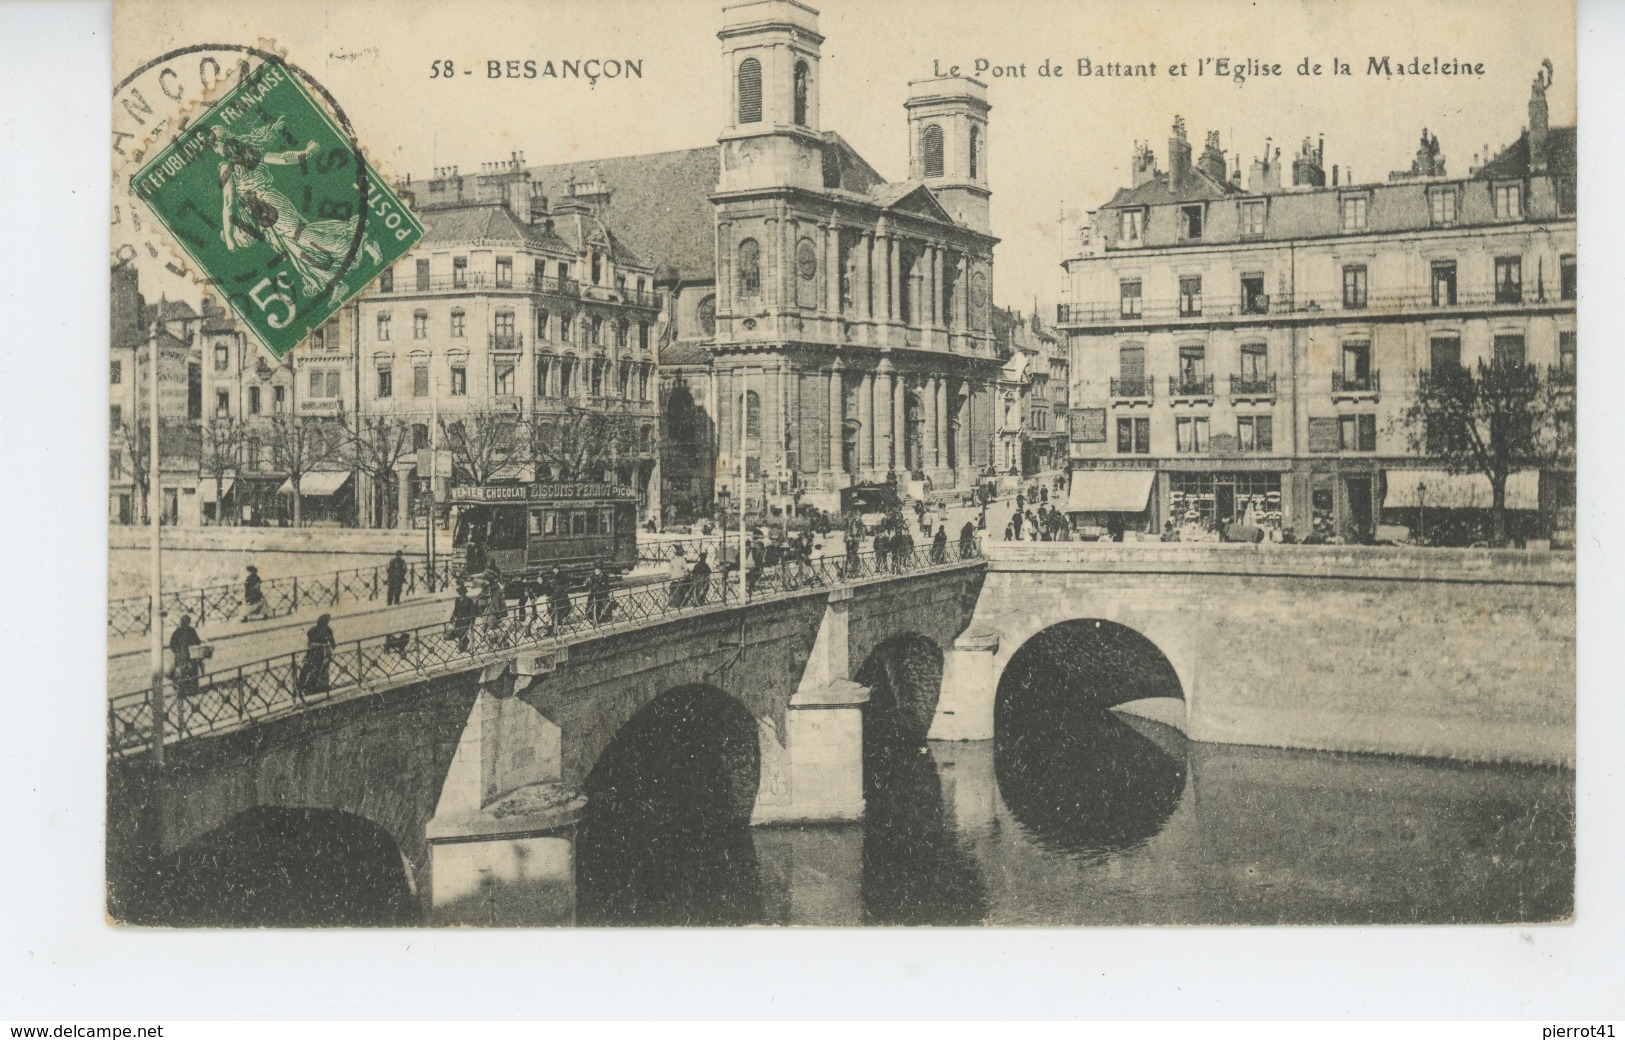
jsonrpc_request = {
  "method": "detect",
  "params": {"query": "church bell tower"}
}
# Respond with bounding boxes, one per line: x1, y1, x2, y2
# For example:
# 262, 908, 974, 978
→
904, 75, 992, 234
717, 0, 826, 192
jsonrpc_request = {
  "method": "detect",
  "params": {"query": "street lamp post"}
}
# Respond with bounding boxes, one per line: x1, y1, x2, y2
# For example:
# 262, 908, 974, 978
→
147, 310, 166, 767
1418, 481, 1428, 547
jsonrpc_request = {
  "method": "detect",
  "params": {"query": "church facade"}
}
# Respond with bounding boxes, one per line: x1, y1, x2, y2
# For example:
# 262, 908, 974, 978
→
541, 0, 1003, 518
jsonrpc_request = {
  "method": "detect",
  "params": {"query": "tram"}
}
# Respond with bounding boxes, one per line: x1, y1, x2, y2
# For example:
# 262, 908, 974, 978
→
449, 481, 639, 582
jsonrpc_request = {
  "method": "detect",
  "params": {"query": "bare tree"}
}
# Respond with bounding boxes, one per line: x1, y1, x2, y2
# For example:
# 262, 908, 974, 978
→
199, 415, 246, 525
348, 415, 414, 527
1400, 360, 1569, 547
113, 418, 152, 525
262, 412, 347, 525
528, 405, 638, 483
440, 413, 521, 487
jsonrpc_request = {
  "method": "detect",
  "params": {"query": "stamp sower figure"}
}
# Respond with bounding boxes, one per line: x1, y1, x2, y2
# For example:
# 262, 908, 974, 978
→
208, 121, 358, 295
297, 614, 336, 697
168, 615, 202, 697
385, 550, 407, 606
241, 565, 267, 622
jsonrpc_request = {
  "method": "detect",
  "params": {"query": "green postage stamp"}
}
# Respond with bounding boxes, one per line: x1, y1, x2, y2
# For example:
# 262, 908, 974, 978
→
129, 58, 422, 358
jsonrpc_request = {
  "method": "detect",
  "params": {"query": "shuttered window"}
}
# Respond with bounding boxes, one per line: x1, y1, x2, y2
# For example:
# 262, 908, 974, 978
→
921, 123, 944, 178
738, 57, 762, 123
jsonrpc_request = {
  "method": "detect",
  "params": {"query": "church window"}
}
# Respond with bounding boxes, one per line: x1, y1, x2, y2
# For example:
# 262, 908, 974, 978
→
698, 295, 716, 336
793, 61, 809, 126
922, 123, 944, 178
969, 125, 980, 179
738, 58, 762, 124
738, 239, 761, 297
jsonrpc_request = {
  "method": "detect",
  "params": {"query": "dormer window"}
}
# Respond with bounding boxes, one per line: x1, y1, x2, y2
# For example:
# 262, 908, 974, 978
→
1180, 205, 1203, 240
1119, 209, 1144, 244
1492, 182, 1523, 219
1428, 186, 1458, 226
1340, 195, 1369, 231
1240, 200, 1266, 237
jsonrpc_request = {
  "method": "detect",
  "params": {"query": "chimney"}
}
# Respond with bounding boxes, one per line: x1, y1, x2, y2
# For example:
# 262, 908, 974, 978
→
1248, 139, 1281, 192
1291, 136, 1325, 187
1332, 164, 1339, 186
1529, 59, 1552, 174
1167, 116, 1192, 185
1130, 141, 1159, 187
1198, 130, 1227, 182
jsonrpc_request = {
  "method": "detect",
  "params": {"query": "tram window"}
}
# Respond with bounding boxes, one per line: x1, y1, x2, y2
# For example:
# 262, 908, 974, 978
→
571, 511, 587, 536
528, 510, 543, 536
601, 508, 615, 534
490, 508, 528, 549
586, 510, 601, 536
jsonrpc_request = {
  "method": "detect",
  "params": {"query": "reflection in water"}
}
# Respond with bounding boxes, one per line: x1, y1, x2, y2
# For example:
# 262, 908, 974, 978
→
576, 685, 763, 926
858, 637, 988, 925
993, 705, 1185, 857
128, 807, 419, 927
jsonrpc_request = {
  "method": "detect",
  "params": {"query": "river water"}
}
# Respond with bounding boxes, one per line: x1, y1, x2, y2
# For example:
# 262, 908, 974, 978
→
583, 707, 1574, 927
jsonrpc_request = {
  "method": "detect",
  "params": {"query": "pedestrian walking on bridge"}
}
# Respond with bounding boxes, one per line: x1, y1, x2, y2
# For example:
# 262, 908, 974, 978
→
296, 614, 336, 698
449, 583, 477, 651
385, 550, 408, 606
240, 565, 267, 622
168, 615, 202, 697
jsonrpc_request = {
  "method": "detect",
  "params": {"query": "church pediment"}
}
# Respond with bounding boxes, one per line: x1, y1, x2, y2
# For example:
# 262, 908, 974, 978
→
872, 181, 957, 223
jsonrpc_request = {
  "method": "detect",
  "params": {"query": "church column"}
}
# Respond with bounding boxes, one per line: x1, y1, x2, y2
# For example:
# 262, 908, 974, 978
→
956, 262, 971, 341
823, 223, 839, 315
955, 379, 971, 473
870, 233, 888, 328
929, 246, 944, 328
858, 368, 874, 471
764, 217, 780, 312
935, 376, 949, 472
887, 236, 902, 324
828, 360, 844, 481
716, 221, 732, 315
897, 360, 910, 468
781, 217, 796, 313
857, 232, 873, 323
873, 363, 893, 474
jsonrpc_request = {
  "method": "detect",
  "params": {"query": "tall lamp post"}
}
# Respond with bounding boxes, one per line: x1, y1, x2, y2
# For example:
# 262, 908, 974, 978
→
717, 486, 731, 601
1418, 481, 1428, 547
147, 308, 165, 766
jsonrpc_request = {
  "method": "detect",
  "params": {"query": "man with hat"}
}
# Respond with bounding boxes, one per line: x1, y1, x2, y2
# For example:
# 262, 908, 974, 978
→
449, 582, 477, 651
385, 549, 408, 606
240, 565, 266, 622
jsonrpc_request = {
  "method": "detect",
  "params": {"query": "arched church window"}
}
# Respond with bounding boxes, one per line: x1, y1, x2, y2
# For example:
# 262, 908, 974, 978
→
970, 125, 981, 179
697, 295, 716, 336
738, 58, 762, 124
793, 61, 809, 126
922, 123, 944, 178
746, 389, 762, 440
738, 239, 761, 297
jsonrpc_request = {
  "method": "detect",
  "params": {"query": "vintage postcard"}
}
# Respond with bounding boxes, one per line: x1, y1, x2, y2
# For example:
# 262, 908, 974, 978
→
107, 0, 1576, 928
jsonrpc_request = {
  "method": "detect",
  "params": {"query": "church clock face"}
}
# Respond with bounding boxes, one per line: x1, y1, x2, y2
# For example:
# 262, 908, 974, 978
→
797, 240, 818, 280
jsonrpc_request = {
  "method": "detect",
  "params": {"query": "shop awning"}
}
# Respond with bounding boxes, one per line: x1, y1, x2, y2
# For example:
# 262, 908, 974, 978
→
1066, 470, 1157, 513
199, 477, 235, 503
1382, 469, 1539, 510
277, 471, 353, 497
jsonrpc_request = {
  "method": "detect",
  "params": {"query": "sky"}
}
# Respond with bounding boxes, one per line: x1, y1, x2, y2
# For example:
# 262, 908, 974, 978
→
114, 0, 1576, 313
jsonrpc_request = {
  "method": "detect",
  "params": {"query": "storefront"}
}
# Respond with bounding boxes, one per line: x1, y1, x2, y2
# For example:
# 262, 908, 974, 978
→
1166, 471, 1284, 537
1381, 468, 1540, 546
1065, 468, 1156, 539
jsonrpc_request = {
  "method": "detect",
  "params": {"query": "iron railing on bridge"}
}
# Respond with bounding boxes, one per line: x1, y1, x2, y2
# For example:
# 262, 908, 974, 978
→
106, 540, 983, 760
107, 559, 457, 639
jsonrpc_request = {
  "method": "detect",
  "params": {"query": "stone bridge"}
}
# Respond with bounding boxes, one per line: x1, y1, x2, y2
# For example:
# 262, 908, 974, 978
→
108, 560, 985, 925
934, 543, 1574, 768
108, 543, 1573, 926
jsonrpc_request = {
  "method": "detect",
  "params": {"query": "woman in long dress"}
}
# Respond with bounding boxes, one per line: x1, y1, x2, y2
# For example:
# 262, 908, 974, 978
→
210, 120, 359, 297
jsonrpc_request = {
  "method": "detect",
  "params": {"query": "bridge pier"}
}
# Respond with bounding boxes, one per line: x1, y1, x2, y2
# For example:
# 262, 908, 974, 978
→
424, 673, 586, 926
754, 587, 870, 825
929, 629, 999, 741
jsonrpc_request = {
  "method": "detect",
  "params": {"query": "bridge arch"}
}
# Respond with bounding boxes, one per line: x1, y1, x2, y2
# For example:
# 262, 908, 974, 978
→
992, 619, 1187, 855
576, 683, 764, 925
124, 806, 419, 927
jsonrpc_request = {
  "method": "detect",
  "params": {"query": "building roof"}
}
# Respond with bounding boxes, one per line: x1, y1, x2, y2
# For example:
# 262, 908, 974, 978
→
419, 203, 575, 254
530, 147, 722, 285
140, 298, 198, 324
1103, 167, 1241, 210
658, 340, 714, 367
1475, 126, 1577, 193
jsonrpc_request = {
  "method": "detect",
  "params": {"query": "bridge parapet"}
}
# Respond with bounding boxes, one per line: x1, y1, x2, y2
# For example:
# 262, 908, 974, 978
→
983, 542, 1576, 586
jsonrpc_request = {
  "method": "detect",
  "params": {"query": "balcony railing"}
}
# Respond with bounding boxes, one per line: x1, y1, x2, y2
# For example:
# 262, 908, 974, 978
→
1332, 371, 1381, 396
1228, 373, 1277, 397
489, 331, 524, 350
1109, 377, 1154, 400
1168, 374, 1216, 398
1054, 287, 1572, 326
390, 274, 582, 296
